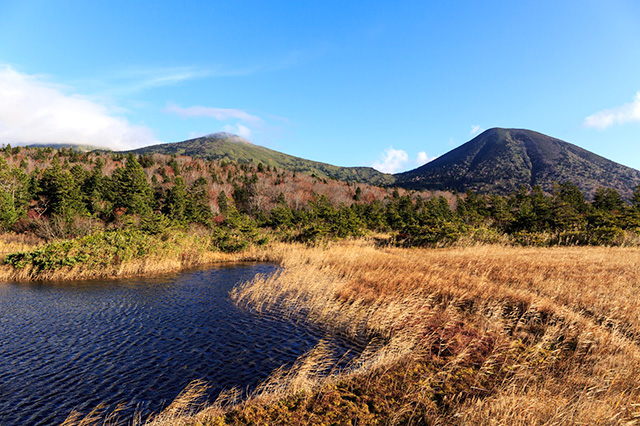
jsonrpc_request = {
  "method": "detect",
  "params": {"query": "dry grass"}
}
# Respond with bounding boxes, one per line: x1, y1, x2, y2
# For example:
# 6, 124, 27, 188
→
0, 232, 43, 259
225, 240, 640, 425
0, 232, 281, 283
48, 239, 640, 424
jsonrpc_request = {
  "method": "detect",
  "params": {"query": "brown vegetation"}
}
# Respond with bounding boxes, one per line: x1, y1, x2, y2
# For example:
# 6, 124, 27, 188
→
225, 241, 640, 424
0, 232, 43, 257
2, 146, 441, 218
63, 240, 640, 425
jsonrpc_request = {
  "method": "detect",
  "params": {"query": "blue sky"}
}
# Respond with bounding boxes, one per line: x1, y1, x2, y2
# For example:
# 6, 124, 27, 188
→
1, 0, 639, 172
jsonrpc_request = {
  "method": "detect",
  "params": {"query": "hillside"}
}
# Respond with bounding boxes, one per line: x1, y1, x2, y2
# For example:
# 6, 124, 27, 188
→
395, 128, 640, 199
128, 133, 394, 186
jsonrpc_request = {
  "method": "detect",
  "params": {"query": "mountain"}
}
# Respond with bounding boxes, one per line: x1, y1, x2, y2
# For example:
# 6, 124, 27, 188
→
16, 143, 106, 152
129, 132, 394, 186
395, 128, 640, 199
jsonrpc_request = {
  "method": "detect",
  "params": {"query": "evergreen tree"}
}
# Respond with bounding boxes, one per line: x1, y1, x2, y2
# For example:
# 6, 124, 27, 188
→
217, 191, 229, 216
593, 187, 625, 212
39, 157, 86, 219
456, 190, 488, 225
551, 182, 586, 231
633, 185, 640, 210
112, 154, 154, 216
232, 184, 253, 214
353, 186, 362, 201
0, 158, 29, 229
164, 176, 187, 222
186, 177, 212, 224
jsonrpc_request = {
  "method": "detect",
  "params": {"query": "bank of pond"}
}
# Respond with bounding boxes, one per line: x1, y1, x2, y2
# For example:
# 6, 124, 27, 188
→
0, 263, 361, 425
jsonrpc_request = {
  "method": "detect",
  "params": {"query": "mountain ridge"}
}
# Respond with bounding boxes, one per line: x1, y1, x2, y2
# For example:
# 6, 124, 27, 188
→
24, 128, 638, 199
395, 128, 640, 199
128, 132, 395, 186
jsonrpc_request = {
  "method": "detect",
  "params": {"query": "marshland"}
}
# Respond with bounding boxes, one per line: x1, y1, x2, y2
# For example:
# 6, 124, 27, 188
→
1, 146, 640, 424
44, 241, 640, 425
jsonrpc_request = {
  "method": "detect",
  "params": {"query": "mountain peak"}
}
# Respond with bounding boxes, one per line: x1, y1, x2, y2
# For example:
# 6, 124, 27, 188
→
199, 132, 252, 144
395, 128, 640, 199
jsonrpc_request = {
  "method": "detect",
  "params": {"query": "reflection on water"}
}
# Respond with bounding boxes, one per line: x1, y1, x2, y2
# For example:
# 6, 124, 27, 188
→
0, 264, 359, 425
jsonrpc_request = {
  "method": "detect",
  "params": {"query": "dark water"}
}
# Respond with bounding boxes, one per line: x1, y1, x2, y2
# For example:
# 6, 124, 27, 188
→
0, 264, 359, 426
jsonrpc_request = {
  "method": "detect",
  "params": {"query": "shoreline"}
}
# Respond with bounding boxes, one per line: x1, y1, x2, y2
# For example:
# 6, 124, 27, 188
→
0, 229, 288, 284
0, 249, 274, 283
6, 238, 640, 424
196, 241, 640, 425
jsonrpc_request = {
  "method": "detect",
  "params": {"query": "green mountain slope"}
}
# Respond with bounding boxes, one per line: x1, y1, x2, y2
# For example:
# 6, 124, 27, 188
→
129, 133, 394, 186
395, 128, 640, 199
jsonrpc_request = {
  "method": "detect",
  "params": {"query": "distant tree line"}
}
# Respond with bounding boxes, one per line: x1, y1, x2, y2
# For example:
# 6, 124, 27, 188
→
1, 145, 640, 248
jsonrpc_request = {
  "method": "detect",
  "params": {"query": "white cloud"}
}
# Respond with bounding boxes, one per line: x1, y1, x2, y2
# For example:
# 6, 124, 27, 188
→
470, 124, 484, 136
223, 123, 253, 139
0, 65, 157, 150
166, 103, 264, 126
416, 151, 437, 166
167, 102, 269, 141
80, 66, 212, 100
372, 146, 410, 173
583, 92, 640, 129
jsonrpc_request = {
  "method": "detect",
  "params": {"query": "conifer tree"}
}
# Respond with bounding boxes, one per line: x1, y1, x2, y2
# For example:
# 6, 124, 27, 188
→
217, 191, 229, 216
164, 176, 187, 222
112, 154, 154, 216
39, 157, 86, 218
632, 185, 640, 210
0, 158, 29, 229
186, 177, 212, 224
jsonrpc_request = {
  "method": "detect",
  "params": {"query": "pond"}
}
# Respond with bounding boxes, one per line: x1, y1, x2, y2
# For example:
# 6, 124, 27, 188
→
0, 263, 360, 425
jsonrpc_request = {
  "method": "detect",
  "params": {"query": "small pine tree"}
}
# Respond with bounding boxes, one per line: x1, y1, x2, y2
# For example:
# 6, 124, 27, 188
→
164, 176, 187, 222
218, 191, 229, 216
112, 154, 154, 216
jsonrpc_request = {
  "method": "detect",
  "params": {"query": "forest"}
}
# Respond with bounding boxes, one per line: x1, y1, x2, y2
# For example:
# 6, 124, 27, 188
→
1, 144, 639, 253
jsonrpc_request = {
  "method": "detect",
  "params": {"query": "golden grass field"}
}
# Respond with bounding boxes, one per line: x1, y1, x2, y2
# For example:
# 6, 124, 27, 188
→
221, 241, 640, 425
8, 237, 640, 425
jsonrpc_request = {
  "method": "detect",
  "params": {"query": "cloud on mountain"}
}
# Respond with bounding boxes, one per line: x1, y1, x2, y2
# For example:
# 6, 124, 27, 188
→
0, 65, 157, 150
373, 147, 435, 173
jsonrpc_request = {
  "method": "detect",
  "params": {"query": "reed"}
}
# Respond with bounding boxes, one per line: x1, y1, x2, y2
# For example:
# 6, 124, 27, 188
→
224, 239, 640, 424
47, 239, 640, 424
0, 232, 43, 260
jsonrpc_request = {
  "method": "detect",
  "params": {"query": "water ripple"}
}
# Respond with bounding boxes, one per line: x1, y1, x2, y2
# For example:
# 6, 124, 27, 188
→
0, 263, 361, 426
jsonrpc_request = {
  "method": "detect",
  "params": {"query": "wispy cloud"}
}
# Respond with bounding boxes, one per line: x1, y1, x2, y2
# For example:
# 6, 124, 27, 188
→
166, 102, 272, 141
470, 124, 484, 136
98, 50, 321, 96
0, 65, 157, 150
166, 103, 264, 126
124, 67, 209, 90
583, 92, 640, 129
84, 66, 211, 98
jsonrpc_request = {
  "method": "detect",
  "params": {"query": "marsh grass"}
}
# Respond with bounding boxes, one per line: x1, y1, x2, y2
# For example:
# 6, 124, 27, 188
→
0, 232, 43, 259
42, 239, 640, 424
223, 240, 640, 424
0, 228, 280, 282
